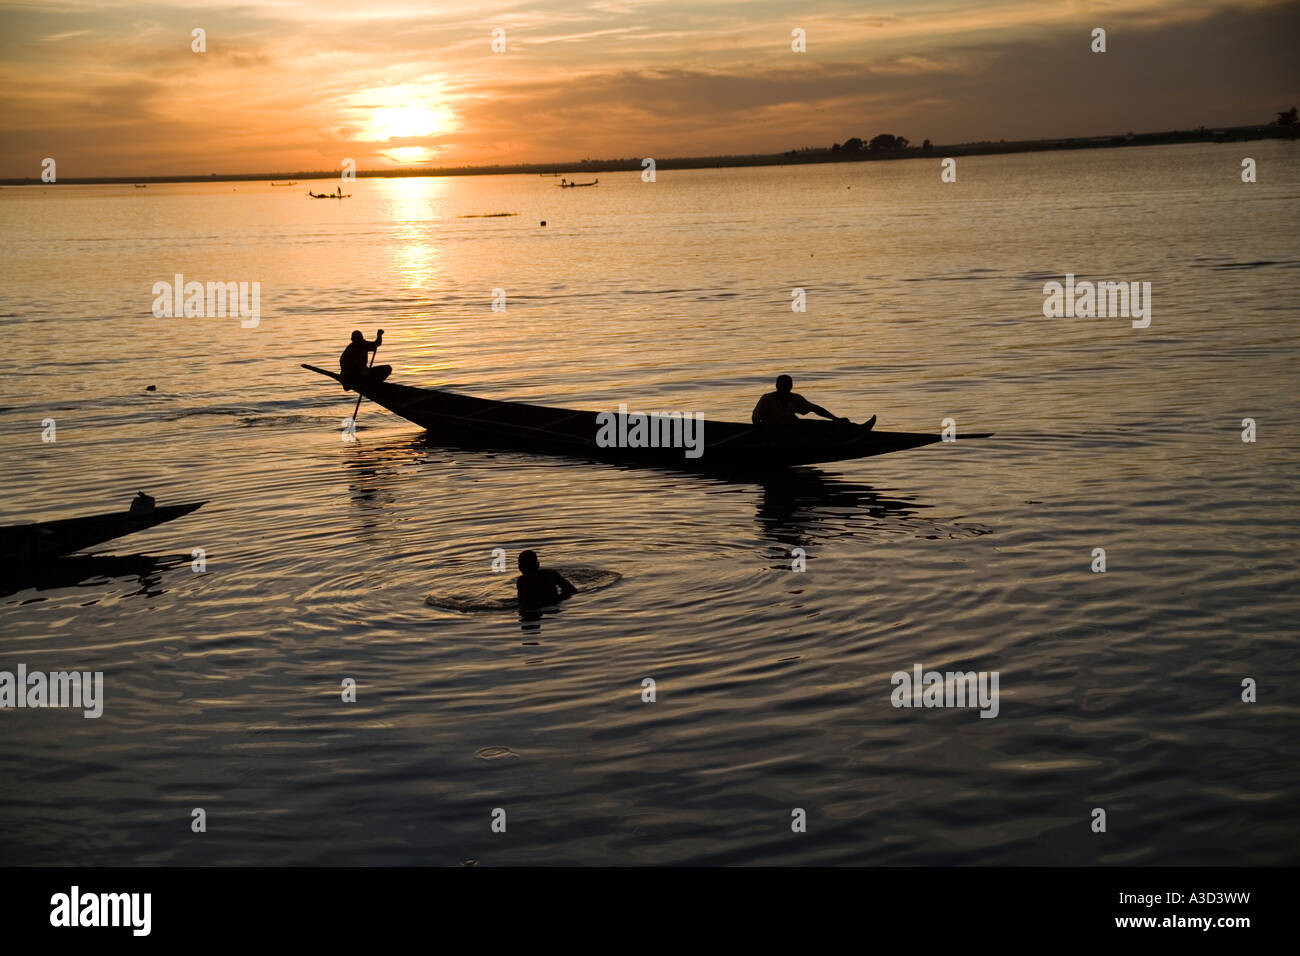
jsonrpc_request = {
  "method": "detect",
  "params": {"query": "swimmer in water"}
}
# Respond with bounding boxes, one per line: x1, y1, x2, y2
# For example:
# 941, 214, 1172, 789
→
515, 549, 577, 610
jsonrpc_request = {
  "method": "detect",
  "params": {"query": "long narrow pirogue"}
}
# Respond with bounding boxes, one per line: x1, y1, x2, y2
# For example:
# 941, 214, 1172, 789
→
0, 500, 205, 563
303, 365, 990, 470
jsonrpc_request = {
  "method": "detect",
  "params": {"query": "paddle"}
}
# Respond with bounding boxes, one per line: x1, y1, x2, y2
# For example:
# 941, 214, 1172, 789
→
350, 329, 383, 425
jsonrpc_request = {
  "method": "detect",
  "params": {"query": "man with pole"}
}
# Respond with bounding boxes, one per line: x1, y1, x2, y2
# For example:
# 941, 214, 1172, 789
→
338, 329, 391, 400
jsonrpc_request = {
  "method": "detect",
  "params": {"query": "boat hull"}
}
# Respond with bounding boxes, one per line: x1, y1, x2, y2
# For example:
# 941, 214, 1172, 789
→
0, 502, 206, 563
304, 366, 987, 471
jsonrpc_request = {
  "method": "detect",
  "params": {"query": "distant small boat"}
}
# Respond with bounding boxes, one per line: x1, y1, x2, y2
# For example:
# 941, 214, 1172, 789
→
134, 184, 147, 188
271, 181, 298, 186
307, 190, 350, 199
558, 179, 598, 188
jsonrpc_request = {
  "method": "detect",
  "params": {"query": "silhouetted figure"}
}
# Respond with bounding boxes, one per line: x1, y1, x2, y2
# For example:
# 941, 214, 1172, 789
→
752, 375, 874, 429
339, 330, 392, 390
515, 549, 576, 610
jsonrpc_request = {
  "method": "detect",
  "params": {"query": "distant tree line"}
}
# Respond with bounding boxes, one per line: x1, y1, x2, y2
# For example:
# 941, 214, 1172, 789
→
829, 133, 925, 154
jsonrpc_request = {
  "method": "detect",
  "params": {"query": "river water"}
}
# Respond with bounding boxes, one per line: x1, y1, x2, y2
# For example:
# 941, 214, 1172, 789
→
1, 141, 1297, 864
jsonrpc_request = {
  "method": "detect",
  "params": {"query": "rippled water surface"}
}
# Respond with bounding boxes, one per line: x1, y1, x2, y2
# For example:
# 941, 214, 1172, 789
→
1, 143, 1298, 865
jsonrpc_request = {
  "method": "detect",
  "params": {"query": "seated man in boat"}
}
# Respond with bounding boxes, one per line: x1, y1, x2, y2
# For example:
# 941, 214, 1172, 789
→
338, 329, 392, 390
752, 375, 874, 430
516, 550, 577, 610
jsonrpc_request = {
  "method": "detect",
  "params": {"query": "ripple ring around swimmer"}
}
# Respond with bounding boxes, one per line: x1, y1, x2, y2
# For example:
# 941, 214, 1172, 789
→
426, 568, 622, 612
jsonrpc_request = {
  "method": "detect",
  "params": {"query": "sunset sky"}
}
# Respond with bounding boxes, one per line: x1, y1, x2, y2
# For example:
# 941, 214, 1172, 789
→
1, 0, 1297, 177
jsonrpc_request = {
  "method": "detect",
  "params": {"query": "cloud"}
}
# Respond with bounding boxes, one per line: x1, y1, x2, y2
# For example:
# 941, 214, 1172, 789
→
39, 28, 93, 41
1, 0, 1296, 176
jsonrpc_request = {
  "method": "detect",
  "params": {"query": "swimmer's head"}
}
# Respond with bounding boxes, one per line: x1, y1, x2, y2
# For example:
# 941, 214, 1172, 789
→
518, 550, 539, 573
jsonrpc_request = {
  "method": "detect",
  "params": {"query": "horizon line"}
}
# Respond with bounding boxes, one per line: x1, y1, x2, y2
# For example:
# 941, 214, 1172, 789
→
5, 117, 1291, 187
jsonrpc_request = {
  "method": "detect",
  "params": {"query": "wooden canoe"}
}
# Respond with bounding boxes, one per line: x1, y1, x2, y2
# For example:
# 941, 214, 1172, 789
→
0, 501, 206, 563
304, 365, 990, 470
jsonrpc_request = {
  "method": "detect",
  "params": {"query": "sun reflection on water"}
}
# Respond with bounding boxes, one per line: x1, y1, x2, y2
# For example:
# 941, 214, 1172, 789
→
379, 177, 447, 291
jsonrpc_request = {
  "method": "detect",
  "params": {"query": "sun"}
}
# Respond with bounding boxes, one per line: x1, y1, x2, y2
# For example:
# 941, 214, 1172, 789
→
348, 84, 457, 165
371, 105, 449, 141
383, 146, 436, 164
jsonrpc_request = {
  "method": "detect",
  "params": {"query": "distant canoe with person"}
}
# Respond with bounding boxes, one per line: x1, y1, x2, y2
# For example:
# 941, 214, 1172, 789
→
557, 178, 598, 188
